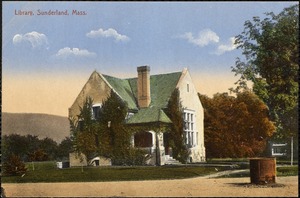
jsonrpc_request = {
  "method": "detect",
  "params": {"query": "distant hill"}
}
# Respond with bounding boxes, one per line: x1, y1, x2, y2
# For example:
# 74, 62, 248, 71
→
2, 112, 70, 143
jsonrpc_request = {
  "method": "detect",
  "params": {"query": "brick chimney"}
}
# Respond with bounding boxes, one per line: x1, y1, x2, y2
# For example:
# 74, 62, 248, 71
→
137, 66, 151, 108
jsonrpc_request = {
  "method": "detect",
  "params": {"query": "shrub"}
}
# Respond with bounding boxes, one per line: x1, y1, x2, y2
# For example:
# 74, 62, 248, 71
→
112, 148, 151, 166
3, 154, 27, 176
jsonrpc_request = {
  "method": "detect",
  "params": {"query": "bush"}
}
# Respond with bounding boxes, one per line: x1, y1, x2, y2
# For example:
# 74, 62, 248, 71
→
3, 154, 27, 176
112, 148, 151, 166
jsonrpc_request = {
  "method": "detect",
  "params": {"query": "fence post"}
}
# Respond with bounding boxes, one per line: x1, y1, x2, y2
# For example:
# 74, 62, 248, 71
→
291, 137, 293, 166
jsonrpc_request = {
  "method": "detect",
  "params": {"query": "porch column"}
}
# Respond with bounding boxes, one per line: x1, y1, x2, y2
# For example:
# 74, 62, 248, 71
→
130, 135, 134, 147
155, 132, 165, 165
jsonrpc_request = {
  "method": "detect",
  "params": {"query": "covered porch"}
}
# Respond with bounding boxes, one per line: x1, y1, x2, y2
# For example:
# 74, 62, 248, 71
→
126, 107, 172, 166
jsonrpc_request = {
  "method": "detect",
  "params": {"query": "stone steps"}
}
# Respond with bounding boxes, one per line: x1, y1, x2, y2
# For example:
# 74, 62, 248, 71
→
165, 155, 182, 165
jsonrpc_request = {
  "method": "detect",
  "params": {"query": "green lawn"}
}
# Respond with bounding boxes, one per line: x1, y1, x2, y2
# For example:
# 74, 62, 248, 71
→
2, 161, 224, 183
217, 166, 298, 178
276, 166, 298, 176
3, 161, 297, 183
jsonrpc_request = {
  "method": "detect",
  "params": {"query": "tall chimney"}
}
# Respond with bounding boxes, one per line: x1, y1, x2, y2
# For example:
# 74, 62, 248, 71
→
137, 66, 151, 108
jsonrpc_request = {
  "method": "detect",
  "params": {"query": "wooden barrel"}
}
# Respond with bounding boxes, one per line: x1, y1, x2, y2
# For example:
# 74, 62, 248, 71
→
249, 157, 276, 184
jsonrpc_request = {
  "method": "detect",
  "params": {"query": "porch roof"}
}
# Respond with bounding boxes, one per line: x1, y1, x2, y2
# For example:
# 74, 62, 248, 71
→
126, 106, 172, 124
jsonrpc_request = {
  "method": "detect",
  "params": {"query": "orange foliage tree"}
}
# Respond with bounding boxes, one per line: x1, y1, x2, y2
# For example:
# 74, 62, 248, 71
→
199, 91, 275, 158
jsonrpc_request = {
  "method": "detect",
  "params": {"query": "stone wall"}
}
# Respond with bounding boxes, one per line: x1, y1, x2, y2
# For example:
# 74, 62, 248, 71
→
176, 68, 206, 162
69, 71, 112, 121
69, 152, 87, 167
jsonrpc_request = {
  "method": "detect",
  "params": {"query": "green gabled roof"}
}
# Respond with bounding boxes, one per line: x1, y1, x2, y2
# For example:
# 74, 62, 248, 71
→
102, 71, 182, 125
102, 75, 138, 110
128, 72, 182, 108
126, 106, 172, 124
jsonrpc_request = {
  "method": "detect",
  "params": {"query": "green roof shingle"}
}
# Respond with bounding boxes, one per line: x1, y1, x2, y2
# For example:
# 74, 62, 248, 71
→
127, 72, 182, 108
126, 106, 172, 124
102, 71, 182, 124
102, 75, 138, 110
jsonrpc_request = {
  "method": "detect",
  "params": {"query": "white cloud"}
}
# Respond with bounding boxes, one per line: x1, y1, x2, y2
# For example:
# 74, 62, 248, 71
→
214, 37, 237, 55
12, 31, 48, 48
86, 28, 130, 42
179, 29, 219, 47
55, 47, 96, 58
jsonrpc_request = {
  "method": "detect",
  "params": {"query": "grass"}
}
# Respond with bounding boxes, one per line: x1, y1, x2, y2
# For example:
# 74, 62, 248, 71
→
2, 161, 224, 183
3, 160, 297, 183
216, 166, 298, 178
206, 158, 248, 163
277, 166, 298, 177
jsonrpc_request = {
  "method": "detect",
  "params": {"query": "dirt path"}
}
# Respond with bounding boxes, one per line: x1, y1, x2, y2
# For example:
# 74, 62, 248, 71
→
2, 176, 298, 197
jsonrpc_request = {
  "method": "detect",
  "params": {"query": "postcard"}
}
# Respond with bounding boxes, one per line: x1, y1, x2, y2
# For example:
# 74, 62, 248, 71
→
2, 1, 298, 197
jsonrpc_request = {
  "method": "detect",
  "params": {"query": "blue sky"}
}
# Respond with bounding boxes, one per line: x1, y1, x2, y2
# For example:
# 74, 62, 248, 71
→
2, 1, 297, 116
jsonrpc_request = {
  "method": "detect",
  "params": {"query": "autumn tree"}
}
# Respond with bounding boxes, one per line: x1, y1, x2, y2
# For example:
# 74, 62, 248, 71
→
28, 148, 48, 161
165, 88, 189, 163
231, 5, 299, 142
199, 91, 275, 158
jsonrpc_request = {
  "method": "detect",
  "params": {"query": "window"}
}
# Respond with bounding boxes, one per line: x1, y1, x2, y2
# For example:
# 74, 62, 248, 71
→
78, 119, 84, 131
183, 110, 197, 147
187, 84, 189, 92
92, 103, 102, 120
191, 132, 194, 145
126, 112, 135, 121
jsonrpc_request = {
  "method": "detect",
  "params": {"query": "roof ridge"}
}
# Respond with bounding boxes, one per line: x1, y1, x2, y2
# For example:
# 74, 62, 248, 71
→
102, 74, 122, 80
124, 71, 182, 80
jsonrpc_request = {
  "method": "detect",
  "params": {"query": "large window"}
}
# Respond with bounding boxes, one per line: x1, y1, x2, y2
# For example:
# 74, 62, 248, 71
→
183, 110, 197, 147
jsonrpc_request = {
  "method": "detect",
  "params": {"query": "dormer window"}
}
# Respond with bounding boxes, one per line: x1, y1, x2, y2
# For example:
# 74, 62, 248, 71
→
126, 112, 135, 121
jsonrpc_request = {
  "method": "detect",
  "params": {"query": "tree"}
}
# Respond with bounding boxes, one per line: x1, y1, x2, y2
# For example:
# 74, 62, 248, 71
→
1, 134, 49, 162
231, 5, 299, 142
70, 91, 149, 166
56, 137, 73, 160
28, 148, 48, 161
165, 88, 189, 163
98, 90, 132, 165
40, 137, 58, 160
2, 134, 28, 161
1, 134, 73, 162
199, 91, 275, 158
70, 97, 99, 164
